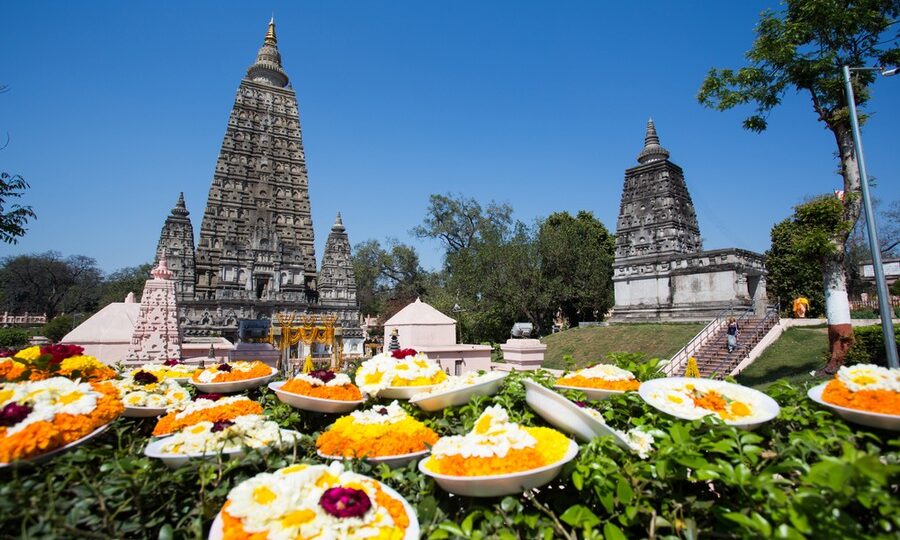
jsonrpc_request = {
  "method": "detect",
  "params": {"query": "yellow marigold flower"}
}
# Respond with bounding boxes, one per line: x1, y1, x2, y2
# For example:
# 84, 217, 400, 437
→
60, 355, 105, 373
14, 346, 42, 362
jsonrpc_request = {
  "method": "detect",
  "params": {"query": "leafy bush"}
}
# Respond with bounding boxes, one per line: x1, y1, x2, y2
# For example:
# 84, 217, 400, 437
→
0, 327, 30, 349
42, 315, 73, 343
850, 309, 878, 319
844, 324, 900, 367
0, 371, 898, 539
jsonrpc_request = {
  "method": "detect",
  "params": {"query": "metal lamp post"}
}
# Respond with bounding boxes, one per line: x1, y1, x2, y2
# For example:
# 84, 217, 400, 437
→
842, 65, 899, 368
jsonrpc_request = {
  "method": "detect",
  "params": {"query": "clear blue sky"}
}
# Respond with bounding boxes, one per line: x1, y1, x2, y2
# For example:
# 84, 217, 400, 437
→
2, 1, 898, 273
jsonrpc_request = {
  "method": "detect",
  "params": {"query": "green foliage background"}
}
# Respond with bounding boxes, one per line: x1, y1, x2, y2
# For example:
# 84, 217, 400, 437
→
2, 368, 898, 539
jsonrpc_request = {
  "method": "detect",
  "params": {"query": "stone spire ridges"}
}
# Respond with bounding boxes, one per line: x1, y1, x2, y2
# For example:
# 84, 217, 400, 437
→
332, 212, 345, 232
636, 118, 670, 164
172, 192, 189, 217
247, 17, 289, 88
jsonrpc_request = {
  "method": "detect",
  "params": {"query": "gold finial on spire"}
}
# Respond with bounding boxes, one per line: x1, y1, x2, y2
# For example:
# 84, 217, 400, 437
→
265, 16, 277, 45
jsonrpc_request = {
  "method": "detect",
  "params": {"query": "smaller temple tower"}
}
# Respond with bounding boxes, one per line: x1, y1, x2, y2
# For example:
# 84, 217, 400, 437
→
155, 193, 196, 303
125, 256, 182, 364
318, 213, 359, 333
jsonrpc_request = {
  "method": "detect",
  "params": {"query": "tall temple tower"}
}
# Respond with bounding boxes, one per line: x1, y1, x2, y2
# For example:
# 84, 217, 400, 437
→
318, 213, 358, 326
611, 119, 766, 321
155, 193, 195, 303
157, 19, 361, 339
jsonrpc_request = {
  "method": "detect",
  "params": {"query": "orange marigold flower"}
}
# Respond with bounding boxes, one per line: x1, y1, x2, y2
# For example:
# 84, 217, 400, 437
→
822, 379, 900, 415
316, 416, 438, 458
556, 374, 640, 391
281, 378, 362, 401
152, 399, 263, 436
0, 360, 26, 382
192, 361, 272, 383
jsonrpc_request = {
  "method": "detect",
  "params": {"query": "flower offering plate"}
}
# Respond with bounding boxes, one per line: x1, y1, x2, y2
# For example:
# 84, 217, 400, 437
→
808, 383, 900, 431
143, 430, 301, 469
377, 385, 438, 400
0, 422, 112, 468
523, 379, 631, 449
639, 377, 779, 430
190, 368, 277, 393
123, 405, 170, 418
418, 439, 578, 497
269, 381, 364, 414
316, 449, 429, 469
410, 372, 507, 412
552, 384, 624, 401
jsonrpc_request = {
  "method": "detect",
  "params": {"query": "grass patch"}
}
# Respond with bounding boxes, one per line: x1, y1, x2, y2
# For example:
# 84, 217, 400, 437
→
735, 326, 830, 390
541, 323, 705, 369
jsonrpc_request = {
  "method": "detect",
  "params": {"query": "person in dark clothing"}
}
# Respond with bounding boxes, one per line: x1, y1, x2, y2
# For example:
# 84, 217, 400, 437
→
726, 317, 738, 353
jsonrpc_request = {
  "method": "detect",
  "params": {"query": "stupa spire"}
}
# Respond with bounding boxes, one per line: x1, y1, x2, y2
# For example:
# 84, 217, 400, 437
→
247, 18, 289, 88
332, 212, 345, 232
637, 118, 670, 164
171, 192, 189, 217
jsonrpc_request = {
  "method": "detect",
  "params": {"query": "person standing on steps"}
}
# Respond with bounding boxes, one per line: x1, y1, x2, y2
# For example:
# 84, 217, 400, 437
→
726, 317, 739, 353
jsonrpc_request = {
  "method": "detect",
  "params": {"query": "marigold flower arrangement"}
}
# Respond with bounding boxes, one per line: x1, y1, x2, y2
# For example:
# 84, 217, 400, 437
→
423, 405, 570, 476
191, 361, 273, 384
157, 414, 299, 455
821, 364, 900, 415
152, 395, 263, 436
0, 345, 116, 383
129, 359, 196, 381
0, 377, 123, 463
355, 349, 448, 395
112, 371, 191, 409
281, 370, 363, 401
556, 363, 640, 392
219, 462, 411, 540
645, 381, 758, 422
316, 401, 438, 458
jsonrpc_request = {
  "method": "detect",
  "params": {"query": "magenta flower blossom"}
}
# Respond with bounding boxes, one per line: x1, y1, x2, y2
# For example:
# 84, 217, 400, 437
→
309, 369, 336, 383
0, 402, 31, 427
197, 393, 224, 402
133, 371, 159, 385
319, 487, 372, 518
211, 419, 234, 433
216, 363, 232, 372
163, 358, 182, 366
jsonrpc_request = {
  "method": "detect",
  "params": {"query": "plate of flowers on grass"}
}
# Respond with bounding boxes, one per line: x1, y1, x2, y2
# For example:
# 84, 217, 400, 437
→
555, 363, 641, 400
808, 364, 900, 430
355, 349, 448, 399
128, 359, 196, 384
0, 377, 123, 467
316, 400, 438, 468
208, 462, 419, 540
270, 369, 364, 413
113, 370, 191, 417
144, 414, 301, 468
152, 395, 263, 437
639, 377, 779, 430
419, 405, 577, 497
189, 361, 276, 393
409, 370, 507, 412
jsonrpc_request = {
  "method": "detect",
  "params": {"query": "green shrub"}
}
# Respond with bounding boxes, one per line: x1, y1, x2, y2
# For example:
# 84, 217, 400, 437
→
0, 327, 30, 349
42, 315, 74, 343
844, 324, 900, 367
850, 309, 878, 319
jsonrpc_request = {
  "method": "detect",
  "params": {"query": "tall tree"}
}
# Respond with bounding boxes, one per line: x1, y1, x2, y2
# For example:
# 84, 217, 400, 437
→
352, 239, 430, 319
412, 193, 513, 256
98, 263, 152, 308
0, 252, 102, 318
0, 173, 36, 245
698, 0, 899, 371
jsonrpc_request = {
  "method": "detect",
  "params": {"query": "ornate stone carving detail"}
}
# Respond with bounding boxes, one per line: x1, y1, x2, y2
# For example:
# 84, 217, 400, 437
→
156, 193, 196, 303
126, 257, 182, 362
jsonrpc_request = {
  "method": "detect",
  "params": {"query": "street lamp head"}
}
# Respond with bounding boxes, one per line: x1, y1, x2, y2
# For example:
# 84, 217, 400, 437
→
882, 67, 899, 77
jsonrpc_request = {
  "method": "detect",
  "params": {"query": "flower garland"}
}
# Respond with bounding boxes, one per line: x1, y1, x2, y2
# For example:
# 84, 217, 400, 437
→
355, 350, 448, 395
0, 345, 116, 383
220, 462, 410, 540
822, 364, 900, 415
316, 401, 438, 458
0, 377, 123, 463
152, 396, 263, 436
557, 364, 640, 391
191, 361, 273, 384
111, 372, 191, 409
158, 414, 299, 455
281, 370, 363, 401
424, 405, 570, 476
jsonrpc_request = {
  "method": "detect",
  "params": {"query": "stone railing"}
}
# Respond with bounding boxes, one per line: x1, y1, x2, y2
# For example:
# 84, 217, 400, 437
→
0, 312, 48, 326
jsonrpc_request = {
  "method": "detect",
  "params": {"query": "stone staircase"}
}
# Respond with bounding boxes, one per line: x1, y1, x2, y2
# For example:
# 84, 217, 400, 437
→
662, 305, 779, 379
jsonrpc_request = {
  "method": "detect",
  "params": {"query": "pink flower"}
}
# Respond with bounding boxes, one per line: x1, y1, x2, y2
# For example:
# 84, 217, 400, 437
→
216, 363, 232, 372
309, 370, 336, 383
319, 487, 372, 518
196, 393, 224, 402
163, 359, 182, 367
391, 348, 417, 360
40, 344, 84, 365
0, 402, 31, 427
211, 419, 234, 433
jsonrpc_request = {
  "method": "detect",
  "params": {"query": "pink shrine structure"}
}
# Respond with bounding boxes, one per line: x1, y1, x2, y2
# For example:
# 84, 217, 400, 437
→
125, 255, 182, 364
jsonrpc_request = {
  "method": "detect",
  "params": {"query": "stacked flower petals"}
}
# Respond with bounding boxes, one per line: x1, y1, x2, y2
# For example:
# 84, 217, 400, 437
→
424, 405, 570, 476
355, 351, 448, 395
130, 362, 196, 381
646, 381, 757, 422
220, 462, 410, 539
191, 361, 272, 383
0, 377, 123, 462
112, 373, 191, 409
281, 370, 363, 401
152, 396, 263, 436
159, 414, 299, 454
822, 364, 900, 415
411, 371, 505, 400
317, 401, 438, 458
556, 364, 640, 391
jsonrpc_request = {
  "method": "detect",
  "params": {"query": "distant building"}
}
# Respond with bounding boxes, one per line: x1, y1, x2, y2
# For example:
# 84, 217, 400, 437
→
611, 120, 767, 321
859, 257, 900, 285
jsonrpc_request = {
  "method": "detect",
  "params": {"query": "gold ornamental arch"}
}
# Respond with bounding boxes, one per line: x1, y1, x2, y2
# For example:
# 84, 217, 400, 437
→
269, 313, 341, 370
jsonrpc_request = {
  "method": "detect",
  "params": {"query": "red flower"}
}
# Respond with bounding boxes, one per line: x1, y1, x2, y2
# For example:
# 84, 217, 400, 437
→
319, 487, 372, 518
163, 358, 182, 366
216, 363, 232, 372
0, 402, 31, 427
133, 371, 159, 385
40, 344, 84, 364
309, 370, 336, 383
391, 348, 417, 359
197, 393, 224, 402
211, 419, 234, 432
0, 350, 16, 358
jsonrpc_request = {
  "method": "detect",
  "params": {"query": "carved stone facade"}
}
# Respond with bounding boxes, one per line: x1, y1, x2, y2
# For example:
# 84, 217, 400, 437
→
155, 193, 196, 303
612, 120, 766, 321
156, 20, 361, 340
125, 257, 182, 363
317, 213, 358, 328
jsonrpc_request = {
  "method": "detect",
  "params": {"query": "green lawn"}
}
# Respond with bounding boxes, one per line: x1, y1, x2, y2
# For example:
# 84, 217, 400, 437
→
541, 323, 705, 369
735, 325, 830, 389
